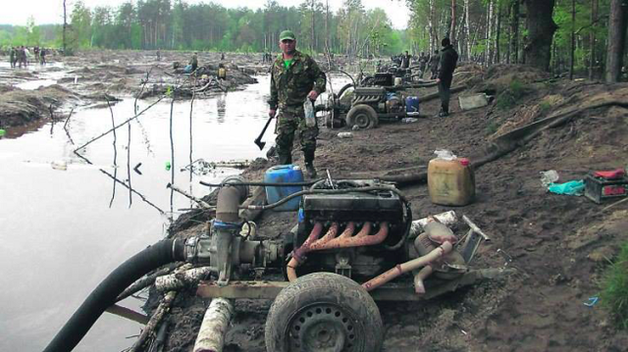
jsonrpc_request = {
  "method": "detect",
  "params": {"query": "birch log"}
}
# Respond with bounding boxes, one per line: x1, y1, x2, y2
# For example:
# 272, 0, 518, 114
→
155, 266, 213, 291
193, 298, 234, 352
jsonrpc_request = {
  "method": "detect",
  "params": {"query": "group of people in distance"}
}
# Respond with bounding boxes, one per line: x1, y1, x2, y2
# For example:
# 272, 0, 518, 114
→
9, 46, 48, 68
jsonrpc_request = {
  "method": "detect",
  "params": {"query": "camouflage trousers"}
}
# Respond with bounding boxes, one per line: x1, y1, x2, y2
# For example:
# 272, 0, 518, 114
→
275, 109, 318, 165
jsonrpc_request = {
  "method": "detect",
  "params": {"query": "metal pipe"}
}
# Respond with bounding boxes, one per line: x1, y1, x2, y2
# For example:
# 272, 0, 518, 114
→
413, 266, 433, 294
338, 222, 356, 239
287, 222, 324, 282
216, 186, 242, 223
287, 222, 388, 282
362, 241, 453, 292
312, 222, 387, 251
312, 222, 339, 246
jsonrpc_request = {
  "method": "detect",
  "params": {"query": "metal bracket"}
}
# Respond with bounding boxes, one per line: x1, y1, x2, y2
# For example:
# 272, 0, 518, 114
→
459, 215, 490, 264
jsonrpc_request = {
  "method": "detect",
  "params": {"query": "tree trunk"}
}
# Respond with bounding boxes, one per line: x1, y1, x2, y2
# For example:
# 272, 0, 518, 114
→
63, 0, 67, 55
464, 0, 471, 61
570, 0, 576, 79
428, 0, 436, 52
450, 0, 457, 41
510, 0, 519, 64
606, 0, 628, 82
589, 0, 598, 80
486, 0, 494, 66
311, 0, 315, 53
523, 0, 558, 71
496, 0, 502, 64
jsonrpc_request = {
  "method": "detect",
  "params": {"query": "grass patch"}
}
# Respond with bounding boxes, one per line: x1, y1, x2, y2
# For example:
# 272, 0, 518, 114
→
601, 242, 628, 329
486, 120, 501, 135
539, 101, 552, 113
495, 78, 528, 110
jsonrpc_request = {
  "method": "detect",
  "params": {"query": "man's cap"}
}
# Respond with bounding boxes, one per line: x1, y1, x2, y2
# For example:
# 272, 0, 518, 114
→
279, 30, 296, 41
441, 37, 451, 47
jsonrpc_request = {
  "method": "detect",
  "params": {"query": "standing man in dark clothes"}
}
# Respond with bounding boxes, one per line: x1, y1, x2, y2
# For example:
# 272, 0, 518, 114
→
400, 50, 411, 69
436, 38, 458, 117
268, 30, 327, 178
428, 50, 439, 79
418, 52, 428, 78
40, 48, 47, 65
9, 47, 16, 68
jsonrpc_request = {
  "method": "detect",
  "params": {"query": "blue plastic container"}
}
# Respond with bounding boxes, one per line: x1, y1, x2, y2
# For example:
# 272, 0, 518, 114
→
265, 164, 304, 211
406, 96, 420, 116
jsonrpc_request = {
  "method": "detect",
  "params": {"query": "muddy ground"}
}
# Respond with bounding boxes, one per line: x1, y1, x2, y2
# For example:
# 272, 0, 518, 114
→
0, 50, 262, 130
158, 64, 628, 352
3, 50, 628, 351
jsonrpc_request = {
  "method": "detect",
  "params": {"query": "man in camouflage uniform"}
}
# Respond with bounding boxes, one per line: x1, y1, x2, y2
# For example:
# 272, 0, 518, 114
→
268, 30, 326, 178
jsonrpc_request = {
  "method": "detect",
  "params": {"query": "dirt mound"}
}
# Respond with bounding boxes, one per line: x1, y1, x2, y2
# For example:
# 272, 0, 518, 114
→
475, 64, 550, 93
0, 85, 81, 127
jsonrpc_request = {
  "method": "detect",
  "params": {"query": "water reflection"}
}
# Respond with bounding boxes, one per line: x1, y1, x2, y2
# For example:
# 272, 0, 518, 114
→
217, 93, 227, 123
0, 73, 352, 352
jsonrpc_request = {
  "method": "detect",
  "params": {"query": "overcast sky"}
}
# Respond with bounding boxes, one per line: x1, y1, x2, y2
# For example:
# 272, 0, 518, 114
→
2, 0, 410, 29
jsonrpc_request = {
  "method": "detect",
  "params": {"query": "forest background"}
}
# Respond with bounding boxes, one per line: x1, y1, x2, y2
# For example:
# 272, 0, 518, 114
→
0, 0, 621, 78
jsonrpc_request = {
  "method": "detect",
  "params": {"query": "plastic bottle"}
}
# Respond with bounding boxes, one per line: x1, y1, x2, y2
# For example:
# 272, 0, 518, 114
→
303, 99, 316, 127
337, 132, 353, 138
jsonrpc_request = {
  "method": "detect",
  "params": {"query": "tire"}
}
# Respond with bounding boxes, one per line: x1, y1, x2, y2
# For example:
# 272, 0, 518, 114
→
265, 272, 383, 352
346, 105, 378, 129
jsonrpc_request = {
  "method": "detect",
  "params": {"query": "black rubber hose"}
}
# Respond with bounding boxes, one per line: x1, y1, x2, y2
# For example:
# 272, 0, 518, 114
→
200, 179, 323, 188
336, 83, 354, 99
43, 239, 185, 352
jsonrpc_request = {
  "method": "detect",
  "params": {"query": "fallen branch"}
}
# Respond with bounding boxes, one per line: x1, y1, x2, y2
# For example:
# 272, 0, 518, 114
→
130, 291, 177, 352
105, 304, 149, 325
155, 266, 213, 291
73, 152, 166, 214
193, 298, 234, 352
602, 197, 628, 212
167, 183, 213, 210
74, 96, 164, 153
116, 263, 181, 302
380, 100, 628, 186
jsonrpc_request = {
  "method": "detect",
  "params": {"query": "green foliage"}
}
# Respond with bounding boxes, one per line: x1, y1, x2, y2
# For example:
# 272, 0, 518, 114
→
2, 0, 408, 56
486, 120, 500, 134
601, 242, 628, 329
495, 78, 527, 110
539, 101, 552, 113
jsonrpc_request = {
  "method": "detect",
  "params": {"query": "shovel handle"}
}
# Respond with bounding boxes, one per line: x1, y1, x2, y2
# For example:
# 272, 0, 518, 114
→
254, 114, 275, 150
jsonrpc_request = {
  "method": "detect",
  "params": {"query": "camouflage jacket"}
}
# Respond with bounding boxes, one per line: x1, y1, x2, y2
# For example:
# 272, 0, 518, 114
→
268, 50, 326, 112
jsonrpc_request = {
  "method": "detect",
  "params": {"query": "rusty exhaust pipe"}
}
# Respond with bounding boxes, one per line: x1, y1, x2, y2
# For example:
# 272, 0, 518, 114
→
362, 241, 453, 292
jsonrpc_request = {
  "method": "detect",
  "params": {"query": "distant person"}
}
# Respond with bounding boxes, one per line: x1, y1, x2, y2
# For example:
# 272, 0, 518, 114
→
400, 50, 411, 69
268, 30, 326, 178
428, 50, 439, 79
9, 47, 16, 68
39, 48, 47, 65
156, 49, 161, 62
18, 46, 27, 68
189, 52, 198, 72
436, 37, 459, 117
220, 52, 225, 61
218, 63, 227, 81
418, 52, 428, 78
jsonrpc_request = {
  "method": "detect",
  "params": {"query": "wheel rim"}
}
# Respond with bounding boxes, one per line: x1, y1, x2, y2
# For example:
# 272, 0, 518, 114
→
354, 112, 371, 128
287, 303, 360, 352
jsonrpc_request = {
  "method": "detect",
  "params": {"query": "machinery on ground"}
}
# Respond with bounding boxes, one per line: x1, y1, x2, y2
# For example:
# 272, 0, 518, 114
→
321, 72, 425, 129
44, 176, 503, 352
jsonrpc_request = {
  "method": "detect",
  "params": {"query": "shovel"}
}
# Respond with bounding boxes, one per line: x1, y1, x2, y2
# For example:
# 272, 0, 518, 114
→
254, 113, 275, 150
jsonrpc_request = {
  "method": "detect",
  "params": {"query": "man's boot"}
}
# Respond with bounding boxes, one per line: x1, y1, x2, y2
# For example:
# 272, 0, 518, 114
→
304, 150, 317, 178
278, 151, 292, 165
